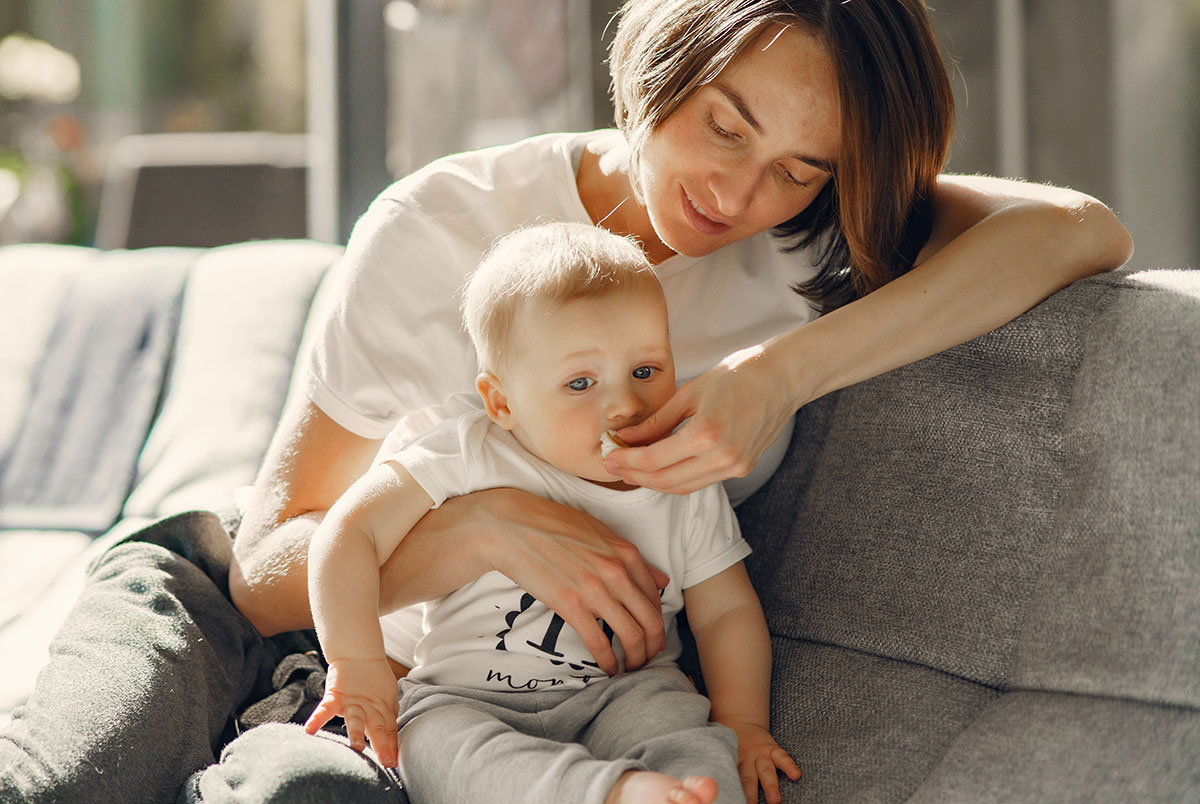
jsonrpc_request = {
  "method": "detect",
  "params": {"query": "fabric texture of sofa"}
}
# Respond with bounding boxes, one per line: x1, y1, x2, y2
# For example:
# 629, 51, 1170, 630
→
0, 239, 1196, 802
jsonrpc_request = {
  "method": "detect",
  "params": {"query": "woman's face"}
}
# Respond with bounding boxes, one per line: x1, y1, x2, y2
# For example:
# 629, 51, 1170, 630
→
637, 23, 842, 258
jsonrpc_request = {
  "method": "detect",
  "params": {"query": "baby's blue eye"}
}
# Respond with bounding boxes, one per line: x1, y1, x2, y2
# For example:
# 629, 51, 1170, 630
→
632, 366, 655, 380
567, 377, 595, 391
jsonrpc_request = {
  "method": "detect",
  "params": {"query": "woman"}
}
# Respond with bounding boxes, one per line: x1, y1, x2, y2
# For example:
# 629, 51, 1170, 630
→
230, 0, 1130, 682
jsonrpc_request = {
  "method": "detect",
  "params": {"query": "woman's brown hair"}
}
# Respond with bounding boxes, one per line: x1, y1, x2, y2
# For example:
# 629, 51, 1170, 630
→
610, 0, 955, 313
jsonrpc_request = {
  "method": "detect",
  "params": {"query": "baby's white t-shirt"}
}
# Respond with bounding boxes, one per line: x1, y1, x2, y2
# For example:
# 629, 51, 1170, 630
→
383, 410, 750, 690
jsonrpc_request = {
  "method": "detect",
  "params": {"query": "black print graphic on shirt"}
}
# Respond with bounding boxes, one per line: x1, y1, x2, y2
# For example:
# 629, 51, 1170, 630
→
488, 587, 667, 689
494, 592, 614, 675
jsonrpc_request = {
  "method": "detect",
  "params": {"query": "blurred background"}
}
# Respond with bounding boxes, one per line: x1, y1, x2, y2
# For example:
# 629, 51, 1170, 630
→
0, 0, 1197, 269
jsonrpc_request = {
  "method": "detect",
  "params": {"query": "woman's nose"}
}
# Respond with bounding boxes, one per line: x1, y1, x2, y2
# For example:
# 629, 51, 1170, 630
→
707, 164, 759, 218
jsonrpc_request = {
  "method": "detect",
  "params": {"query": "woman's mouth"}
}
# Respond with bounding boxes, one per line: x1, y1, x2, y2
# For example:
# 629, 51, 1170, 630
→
681, 188, 731, 235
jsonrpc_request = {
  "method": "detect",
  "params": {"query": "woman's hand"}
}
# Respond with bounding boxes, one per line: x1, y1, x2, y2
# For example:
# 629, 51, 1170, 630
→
725, 722, 802, 804
385, 488, 672, 675
604, 344, 800, 495
483, 490, 671, 674
304, 657, 400, 768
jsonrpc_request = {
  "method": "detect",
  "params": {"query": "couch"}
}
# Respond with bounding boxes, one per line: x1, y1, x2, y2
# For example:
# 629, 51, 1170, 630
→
0, 239, 1196, 802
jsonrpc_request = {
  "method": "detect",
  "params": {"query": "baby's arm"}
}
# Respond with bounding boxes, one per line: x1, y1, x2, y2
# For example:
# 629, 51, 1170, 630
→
303, 460, 435, 768
683, 563, 801, 804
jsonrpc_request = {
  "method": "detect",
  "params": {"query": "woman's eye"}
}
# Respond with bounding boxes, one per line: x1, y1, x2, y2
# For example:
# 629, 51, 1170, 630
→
566, 377, 595, 391
707, 113, 736, 140
779, 165, 809, 188
632, 366, 656, 380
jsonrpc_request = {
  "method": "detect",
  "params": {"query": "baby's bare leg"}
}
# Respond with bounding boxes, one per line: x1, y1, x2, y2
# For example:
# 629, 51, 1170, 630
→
605, 772, 719, 804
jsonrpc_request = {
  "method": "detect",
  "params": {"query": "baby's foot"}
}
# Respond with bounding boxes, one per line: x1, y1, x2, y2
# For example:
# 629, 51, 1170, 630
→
606, 771, 719, 804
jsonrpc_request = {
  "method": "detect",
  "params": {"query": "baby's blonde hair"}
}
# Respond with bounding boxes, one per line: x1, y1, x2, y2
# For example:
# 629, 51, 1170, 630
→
463, 222, 660, 371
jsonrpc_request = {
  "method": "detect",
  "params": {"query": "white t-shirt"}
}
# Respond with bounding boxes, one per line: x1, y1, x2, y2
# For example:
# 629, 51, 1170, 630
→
305, 129, 821, 506
382, 410, 750, 691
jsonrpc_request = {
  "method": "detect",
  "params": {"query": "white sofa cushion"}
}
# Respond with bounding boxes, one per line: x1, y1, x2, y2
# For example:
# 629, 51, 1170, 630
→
123, 240, 342, 518
0, 245, 93, 456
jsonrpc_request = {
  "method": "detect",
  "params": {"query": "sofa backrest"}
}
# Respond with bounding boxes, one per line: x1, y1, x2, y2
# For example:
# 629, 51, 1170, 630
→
122, 240, 342, 519
0, 245, 94, 459
0, 240, 342, 533
738, 268, 1200, 710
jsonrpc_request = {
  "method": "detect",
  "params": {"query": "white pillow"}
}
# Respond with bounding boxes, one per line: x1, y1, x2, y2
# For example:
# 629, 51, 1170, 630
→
122, 240, 342, 518
0, 245, 94, 456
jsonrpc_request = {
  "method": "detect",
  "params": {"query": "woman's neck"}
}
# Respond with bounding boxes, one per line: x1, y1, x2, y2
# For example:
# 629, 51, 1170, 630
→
576, 133, 676, 266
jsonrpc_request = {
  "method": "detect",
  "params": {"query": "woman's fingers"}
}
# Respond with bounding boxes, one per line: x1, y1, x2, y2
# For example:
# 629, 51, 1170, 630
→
502, 483, 675, 674
597, 534, 667, 629
490, 496, 670, 670
565, 613, 620, 676
615, 390, 692, 446
609, 349, 798, 494
602, 539, 669, 656
591, 587, 658, 671
606, 430, 697, 478
610, 404, 777, 494
546, 552, 667, 673
608, 402, 755, 494
609, 448, 728, 496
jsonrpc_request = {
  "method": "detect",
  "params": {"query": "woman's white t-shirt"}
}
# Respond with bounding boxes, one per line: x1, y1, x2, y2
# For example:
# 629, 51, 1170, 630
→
305, 129, 821, 505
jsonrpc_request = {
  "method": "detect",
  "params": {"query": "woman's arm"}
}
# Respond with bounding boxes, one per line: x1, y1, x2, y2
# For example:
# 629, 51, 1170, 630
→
380, 489, 671, 674
685, 564, 801, 804
230, 398, 383, 636
606, 177, 1134, 494
231, 397, 670, 672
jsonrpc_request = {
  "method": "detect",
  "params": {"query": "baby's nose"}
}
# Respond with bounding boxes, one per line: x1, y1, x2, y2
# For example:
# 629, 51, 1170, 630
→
605, 384, 644, 422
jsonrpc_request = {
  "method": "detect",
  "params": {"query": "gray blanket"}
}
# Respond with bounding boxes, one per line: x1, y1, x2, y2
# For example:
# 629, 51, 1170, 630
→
0, 249, 193, 533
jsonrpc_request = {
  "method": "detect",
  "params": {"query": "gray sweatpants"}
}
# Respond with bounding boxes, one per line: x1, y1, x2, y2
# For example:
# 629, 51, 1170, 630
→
394, 665, 741, 804
0, 511, 275, 804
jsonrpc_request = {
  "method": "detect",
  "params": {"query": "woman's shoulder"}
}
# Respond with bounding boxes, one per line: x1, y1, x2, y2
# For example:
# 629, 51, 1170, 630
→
340, 131, 608, 265
372, 130, 608, 217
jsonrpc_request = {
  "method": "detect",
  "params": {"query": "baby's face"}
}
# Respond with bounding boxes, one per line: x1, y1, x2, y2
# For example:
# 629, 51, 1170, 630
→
491, 286, 675, 487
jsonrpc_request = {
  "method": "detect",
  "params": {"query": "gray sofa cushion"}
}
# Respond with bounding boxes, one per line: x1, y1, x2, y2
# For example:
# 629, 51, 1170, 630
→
737, 269, 1200, 802
766, 639, 999, 802
907, 691, 1200, 803
1011, 270, 1200, 709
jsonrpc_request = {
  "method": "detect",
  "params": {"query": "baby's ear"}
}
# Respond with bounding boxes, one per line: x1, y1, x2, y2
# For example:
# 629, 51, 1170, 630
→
476, 372, 516, 430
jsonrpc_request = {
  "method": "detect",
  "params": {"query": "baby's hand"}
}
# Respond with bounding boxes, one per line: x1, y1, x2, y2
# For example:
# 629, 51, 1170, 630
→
303, 657, 400, 768
727, 722, 802, 804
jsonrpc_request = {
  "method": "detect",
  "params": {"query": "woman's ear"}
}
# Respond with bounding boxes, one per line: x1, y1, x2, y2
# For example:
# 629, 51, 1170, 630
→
476, 372, 516, 430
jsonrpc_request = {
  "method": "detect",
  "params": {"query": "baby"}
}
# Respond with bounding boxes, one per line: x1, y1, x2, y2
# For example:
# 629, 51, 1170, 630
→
303, 222, 800, 804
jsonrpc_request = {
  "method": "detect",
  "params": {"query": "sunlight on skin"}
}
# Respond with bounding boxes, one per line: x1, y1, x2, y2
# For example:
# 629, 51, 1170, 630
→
605, 771, 720, 804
